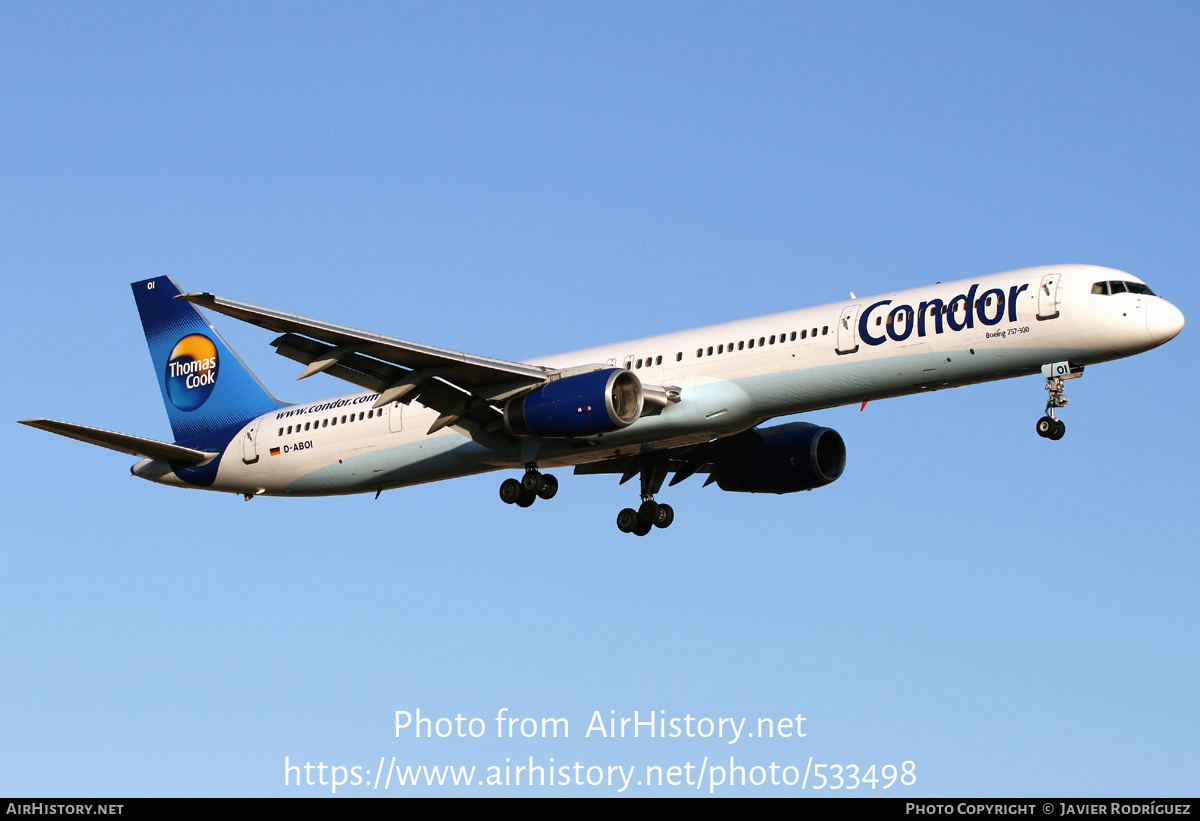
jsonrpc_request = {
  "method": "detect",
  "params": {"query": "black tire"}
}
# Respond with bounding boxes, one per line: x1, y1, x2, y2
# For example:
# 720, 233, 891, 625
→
1036, 416, 1054, 438
654, 503, 674, 529
1049, 418, 1066, 440
516, 490, 536, 508
499, 478, 523, 504
521, 471, 545, 495
633, 520, 653, 537
616, 508, 638, 533
638, 499, 661, 527
537, 473, 558, 500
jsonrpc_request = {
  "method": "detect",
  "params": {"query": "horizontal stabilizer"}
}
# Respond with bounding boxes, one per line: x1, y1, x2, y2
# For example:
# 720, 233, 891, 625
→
19, 419, 218, 465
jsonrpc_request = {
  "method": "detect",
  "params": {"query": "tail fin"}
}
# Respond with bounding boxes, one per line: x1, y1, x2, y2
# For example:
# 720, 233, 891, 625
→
132, 277, 285, 443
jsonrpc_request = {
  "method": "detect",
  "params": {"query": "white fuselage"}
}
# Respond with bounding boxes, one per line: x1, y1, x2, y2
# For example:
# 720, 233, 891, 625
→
139, 264, 1183, 497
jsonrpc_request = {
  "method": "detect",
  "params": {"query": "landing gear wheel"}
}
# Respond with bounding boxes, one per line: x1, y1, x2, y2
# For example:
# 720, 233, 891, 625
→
516, 490, 536, 508
499, 478, 523, 504
536, 473, 558, 500
616, 507, 638, 533
632, 520, 653, 537
1049, 418, 1066, 440
653, 503, 674, 529
1036, 416, 1054, 438
638, 499, 661, 527
521, 471, 545, 495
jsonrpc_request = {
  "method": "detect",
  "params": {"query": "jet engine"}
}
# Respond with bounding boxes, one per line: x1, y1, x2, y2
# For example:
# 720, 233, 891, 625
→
504, 368, 644, 437
713, 422, 846, 493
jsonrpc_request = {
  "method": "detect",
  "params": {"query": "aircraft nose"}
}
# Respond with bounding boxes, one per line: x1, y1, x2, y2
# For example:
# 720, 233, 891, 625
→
1146, 298, 1185, 345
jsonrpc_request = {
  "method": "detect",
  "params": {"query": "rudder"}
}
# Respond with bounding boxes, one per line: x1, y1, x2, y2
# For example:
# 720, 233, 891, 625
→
132, 277, 285, 443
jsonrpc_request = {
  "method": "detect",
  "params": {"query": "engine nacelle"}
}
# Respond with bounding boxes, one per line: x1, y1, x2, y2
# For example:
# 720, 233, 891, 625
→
504, 368, 644, 437
714, 422, 846, 494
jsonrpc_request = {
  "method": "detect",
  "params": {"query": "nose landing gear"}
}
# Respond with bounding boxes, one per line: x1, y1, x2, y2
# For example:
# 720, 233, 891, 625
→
1036, 413, 1065, 440
1036, 362, 1083, 440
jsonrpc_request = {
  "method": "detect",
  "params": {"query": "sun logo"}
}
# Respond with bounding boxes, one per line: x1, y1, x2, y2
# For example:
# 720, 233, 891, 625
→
165, 334, 219, 411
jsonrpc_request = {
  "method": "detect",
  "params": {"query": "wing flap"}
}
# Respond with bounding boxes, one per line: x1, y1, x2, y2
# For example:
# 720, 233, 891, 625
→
20, 419, 218, 465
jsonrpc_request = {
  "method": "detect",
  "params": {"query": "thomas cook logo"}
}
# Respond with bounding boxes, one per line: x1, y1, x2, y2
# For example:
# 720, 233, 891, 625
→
165, 334, 219, 411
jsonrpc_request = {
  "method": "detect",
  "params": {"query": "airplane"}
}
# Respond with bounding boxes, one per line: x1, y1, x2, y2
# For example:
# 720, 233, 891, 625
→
20, 264, 1184, 536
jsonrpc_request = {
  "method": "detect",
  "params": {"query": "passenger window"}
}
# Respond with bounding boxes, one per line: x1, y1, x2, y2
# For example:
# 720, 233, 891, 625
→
636, 359, 643, 368
801, 330, 807, 339
759, 337, 765, 346
790, 331, 796, 341
656, 356, 662, 365
738, 341, 745, 350
769, 335, 776, 344
676, 352, 683, 361
717, 345, 723, 354
304, 422, 310, 431
822, 326, 828, 335
748, 339, 754, 349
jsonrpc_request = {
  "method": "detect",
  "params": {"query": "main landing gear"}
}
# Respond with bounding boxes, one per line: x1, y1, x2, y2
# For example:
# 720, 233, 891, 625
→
499, 466, 558, 508
616, 499, 674, 537
615, 452, 675, 537
1036, 362, 1082, 441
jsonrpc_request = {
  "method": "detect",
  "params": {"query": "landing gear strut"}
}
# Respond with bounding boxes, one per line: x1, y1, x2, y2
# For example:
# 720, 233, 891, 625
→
499, 465, 558, 508
616, 453, 675, 536
1036, 362, 1082, 441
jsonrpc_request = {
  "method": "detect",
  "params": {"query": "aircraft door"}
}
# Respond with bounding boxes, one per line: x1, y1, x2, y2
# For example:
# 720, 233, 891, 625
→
241, 424, 259, 464
836, 304, 861, 354
389, 401, 403, 433
1037, 273, 1061, 320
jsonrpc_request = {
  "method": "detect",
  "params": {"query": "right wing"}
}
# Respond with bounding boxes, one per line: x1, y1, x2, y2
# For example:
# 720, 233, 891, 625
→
177, 290, 559, 449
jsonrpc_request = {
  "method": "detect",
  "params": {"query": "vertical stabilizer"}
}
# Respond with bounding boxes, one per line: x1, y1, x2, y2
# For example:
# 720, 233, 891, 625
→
132, 277, 285, 443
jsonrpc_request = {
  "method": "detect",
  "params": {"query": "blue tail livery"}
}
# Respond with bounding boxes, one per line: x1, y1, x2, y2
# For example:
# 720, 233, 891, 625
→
131, 277, 285, 443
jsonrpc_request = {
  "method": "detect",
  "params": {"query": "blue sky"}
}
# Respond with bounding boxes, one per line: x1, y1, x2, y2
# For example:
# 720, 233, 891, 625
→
2, 2, 1197, 796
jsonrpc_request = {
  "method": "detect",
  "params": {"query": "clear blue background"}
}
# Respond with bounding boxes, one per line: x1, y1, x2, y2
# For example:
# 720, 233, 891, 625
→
2, 2, 1196, 796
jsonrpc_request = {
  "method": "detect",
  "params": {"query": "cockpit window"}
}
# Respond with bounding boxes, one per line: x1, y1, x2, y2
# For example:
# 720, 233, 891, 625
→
1091, 280, 1157, 297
